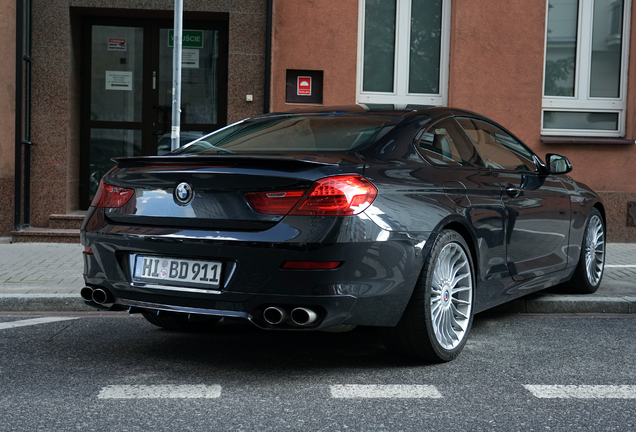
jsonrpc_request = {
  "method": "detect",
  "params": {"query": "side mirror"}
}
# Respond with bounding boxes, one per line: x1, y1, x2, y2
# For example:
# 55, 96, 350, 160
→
546, 154, 572, 175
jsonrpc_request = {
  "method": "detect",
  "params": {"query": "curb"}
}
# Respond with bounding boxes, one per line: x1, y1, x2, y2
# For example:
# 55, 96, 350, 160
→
0, 294, 635, 314
0, 295, 97, 312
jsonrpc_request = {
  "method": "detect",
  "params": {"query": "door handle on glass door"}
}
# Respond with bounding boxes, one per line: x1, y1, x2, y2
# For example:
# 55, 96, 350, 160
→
153, 105, 168, 136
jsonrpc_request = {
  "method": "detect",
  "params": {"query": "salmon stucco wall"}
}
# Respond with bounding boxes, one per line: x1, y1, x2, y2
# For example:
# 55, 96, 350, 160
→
449, 0, 546, 150
271, 0, 358, 112
0, 0, 15, 235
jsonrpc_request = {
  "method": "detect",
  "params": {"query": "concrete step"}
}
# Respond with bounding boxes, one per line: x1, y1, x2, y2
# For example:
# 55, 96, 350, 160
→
10, 227, 80, 243
49, 213, 86, 230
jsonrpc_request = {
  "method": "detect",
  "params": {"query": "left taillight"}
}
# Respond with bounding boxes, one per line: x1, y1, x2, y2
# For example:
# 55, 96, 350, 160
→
245, 175, 377, 216
91, 179, 134, 208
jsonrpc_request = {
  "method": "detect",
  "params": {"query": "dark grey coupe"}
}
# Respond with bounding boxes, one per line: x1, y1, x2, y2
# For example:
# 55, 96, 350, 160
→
81, 105, 605, 362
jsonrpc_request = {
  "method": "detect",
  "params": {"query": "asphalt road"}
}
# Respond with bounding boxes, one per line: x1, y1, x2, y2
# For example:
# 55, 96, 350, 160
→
1, 311, 635, 431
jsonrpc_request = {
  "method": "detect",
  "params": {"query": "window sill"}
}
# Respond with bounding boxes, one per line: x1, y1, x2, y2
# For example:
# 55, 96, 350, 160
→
540, 136, 635, 145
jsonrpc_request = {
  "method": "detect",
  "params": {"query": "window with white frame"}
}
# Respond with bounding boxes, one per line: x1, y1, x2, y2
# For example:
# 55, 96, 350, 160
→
542, 0, 631, 136
357, 0, 451, 109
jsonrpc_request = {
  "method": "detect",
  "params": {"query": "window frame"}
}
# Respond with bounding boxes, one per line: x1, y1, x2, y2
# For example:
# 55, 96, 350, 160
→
541, 0, 632, 137
356, 0, 452, 108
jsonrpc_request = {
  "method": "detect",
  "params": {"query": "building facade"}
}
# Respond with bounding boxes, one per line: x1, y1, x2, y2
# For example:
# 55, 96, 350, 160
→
1, 0, 636, 242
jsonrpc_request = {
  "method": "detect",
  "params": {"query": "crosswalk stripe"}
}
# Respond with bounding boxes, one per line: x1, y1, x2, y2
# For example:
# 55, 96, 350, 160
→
98, 385, 222, 399
524, 385, 636, 399
330, 385, 442, 399
0, 317, 79, 330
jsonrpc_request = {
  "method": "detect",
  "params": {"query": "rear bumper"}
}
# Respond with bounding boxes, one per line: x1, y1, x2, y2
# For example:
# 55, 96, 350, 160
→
82, 213, 429, 329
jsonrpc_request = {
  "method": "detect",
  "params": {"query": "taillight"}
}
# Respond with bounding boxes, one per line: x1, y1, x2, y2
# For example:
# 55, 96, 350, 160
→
290, 175, 377, 216
245, 175, 377, 217
244, 190, 306, 215
91, 179, 135, 208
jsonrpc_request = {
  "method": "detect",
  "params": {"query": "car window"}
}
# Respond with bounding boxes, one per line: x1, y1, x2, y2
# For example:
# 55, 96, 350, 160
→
456, 117, 536, 172
416, 118, 484, 167
173, 115, 400, 154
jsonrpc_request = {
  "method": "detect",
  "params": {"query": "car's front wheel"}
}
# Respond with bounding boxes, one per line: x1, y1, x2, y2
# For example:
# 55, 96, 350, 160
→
561, 208, 605, 294
381, 230, 475, 362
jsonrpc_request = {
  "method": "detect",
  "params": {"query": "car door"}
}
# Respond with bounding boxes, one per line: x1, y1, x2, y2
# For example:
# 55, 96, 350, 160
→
414, 117, 508, 284
456, 117, 571, 281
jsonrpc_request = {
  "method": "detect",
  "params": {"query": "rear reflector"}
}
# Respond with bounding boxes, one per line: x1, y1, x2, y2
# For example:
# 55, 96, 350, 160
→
84, 246, 93, 255
91, 179, 135, 208
282, 261, 342, 270
245, 175, 377, 217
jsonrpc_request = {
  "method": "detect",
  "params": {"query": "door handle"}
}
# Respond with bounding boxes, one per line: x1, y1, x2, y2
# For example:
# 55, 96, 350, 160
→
153, 105, 168, 136
505, 186, 521, 198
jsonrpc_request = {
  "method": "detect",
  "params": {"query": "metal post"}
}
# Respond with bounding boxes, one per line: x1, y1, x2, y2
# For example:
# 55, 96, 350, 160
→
171, 0, 183, 151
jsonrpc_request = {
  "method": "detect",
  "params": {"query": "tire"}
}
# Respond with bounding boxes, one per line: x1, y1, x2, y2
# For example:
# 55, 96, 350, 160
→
560, 208, 605, 294
142, 311, 221, 332
381, 230, 475, 362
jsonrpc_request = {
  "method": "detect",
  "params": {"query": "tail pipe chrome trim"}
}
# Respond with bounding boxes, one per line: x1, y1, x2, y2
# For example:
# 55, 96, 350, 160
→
290, 307, 318, 326
263, 306, 288, 325
80, 286, 94, 302
91, 288, 110, 305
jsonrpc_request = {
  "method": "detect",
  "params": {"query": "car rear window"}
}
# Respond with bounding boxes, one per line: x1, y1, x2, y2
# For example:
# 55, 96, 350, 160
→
173, 114, 398, 154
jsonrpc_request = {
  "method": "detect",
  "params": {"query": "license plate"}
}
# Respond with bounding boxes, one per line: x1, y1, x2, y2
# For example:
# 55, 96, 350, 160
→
132, 255, 222, 289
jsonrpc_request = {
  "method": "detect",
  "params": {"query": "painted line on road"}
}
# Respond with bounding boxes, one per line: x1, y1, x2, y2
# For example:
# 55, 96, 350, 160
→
605, 265, 636, 268
0, 317, 79, 330
330, 385, 442, 399
524, 385, 636, 399
98, 385, 222, 399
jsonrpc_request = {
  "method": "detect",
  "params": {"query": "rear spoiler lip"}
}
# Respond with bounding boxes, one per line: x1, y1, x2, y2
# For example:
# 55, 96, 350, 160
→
112, 154, 360, 169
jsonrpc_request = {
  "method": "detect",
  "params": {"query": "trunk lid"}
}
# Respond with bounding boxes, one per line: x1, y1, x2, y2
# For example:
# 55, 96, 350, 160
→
101, 153, 365, 230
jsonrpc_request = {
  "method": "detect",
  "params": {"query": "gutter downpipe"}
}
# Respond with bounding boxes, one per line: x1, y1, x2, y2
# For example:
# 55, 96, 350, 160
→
14, 0, 33, 230
14, 0, 23, 230
263, 0, 273, 114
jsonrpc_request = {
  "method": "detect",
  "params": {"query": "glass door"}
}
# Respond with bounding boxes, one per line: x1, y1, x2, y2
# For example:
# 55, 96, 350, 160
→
80, 17, 228, 208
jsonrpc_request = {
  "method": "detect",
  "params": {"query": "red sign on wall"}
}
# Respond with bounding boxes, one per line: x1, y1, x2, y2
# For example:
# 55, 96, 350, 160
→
297, 76, 312, 96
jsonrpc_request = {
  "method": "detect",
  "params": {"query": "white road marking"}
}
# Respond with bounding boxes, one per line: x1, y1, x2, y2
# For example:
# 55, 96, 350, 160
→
524, 385, 636, 399
605, 265, 636, 268
330, 385, 442, 399
0, 317, 79, 330
98, 385, 222, 399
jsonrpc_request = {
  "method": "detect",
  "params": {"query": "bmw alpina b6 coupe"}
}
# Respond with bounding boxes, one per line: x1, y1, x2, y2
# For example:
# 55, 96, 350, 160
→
81, 105, 605, 362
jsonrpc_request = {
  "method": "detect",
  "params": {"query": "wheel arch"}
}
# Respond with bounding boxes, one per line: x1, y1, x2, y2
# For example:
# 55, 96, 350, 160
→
434, 218, 480, 282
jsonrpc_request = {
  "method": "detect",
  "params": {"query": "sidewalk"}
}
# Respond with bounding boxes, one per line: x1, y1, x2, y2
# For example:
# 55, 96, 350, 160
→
0, 239, 634, 313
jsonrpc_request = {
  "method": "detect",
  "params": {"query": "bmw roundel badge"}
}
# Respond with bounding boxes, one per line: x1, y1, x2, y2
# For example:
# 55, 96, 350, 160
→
174, 182, 194, 205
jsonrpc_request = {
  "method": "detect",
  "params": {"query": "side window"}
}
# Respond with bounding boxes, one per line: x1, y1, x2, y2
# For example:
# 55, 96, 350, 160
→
456, 118, 537, 172
416, 118, 484, 167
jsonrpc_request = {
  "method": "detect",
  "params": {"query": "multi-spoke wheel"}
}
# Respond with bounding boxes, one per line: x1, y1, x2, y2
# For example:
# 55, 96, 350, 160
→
561, 208, 605, 294
380, 230, 475, 362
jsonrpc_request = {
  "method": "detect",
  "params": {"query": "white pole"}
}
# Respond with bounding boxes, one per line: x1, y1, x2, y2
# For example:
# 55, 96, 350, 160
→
171, 0, 183, 151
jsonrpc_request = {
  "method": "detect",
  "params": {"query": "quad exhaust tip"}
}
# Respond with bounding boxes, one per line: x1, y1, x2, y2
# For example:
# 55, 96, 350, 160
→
80, 286, 111, 305
263, 306, 288, 325
290, 307, 318, 326
262, 306, 319, 326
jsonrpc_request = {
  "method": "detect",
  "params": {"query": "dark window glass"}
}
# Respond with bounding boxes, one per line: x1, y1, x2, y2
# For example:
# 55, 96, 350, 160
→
174, 115, 399, 154
456, 118, 536, 172
363, 0, 397, 92
416, 118, 484, 167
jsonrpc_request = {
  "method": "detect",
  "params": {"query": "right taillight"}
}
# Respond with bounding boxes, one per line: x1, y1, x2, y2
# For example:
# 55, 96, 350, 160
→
91, 179, 135, 208
245, 175, 377, 216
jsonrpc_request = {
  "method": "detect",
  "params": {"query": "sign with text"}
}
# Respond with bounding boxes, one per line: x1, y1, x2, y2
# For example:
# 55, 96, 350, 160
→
108, 38, 127, 51
168, 30, 204, 49
297, 76, 312, 96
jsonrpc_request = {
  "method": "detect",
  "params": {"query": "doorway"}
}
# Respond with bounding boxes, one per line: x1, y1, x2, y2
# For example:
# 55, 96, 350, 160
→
79, 16, 228, 209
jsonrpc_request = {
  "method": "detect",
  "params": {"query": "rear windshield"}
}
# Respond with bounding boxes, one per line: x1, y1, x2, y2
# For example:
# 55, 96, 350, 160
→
173, 114, 398, 155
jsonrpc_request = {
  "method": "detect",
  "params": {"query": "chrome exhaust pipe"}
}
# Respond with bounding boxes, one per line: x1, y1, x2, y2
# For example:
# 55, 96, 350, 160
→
80, 286, 94, 302
290, 307, 318, 326
263, 306, 288, 325
91, 288, 110, 305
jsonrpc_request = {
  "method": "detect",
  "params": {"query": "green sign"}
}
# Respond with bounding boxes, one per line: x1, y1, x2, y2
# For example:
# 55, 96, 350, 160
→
168, 30, 204, 49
